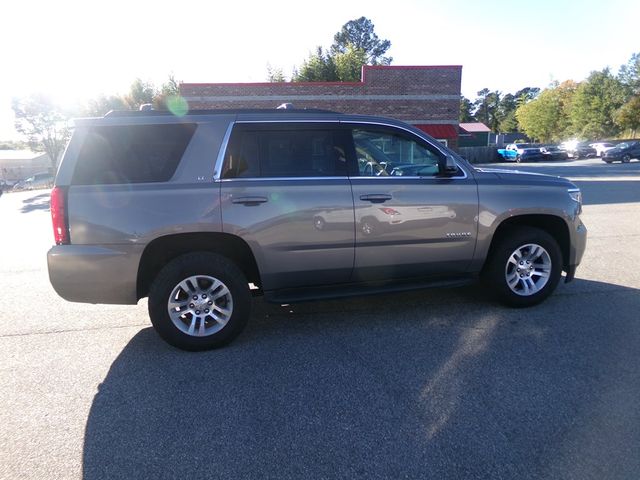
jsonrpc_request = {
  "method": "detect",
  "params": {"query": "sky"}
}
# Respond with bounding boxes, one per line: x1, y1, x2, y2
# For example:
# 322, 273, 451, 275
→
1, 0, 638, 140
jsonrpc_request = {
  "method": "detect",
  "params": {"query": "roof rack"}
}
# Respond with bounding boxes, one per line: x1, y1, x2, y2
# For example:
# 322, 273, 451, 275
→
103, 108, 340, 117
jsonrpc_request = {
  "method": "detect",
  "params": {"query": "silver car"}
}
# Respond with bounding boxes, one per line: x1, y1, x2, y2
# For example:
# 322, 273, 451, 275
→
47, 109, 587, 350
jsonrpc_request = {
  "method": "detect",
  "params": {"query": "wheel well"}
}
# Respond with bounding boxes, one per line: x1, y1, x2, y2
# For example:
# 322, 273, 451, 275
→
136, 233, 261, 300
484, 215, 570, 270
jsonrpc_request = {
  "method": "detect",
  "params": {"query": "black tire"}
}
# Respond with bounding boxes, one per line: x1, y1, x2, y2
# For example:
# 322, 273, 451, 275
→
604, 160, 612, 164
515, 154, 522, 163
622, 154, 631, 163
148, 252, 251, 351
482, 227, 563, 308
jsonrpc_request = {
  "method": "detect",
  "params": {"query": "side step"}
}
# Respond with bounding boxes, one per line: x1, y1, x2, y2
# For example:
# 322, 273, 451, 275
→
263, 275, 476, 304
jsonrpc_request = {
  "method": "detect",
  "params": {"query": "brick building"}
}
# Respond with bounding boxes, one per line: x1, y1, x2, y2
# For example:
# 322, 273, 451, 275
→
180, 65, 462, 149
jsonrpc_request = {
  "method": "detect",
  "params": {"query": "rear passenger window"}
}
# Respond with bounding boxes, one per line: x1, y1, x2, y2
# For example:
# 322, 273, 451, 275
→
72, 124, 197, 185
222, 124, 347, 178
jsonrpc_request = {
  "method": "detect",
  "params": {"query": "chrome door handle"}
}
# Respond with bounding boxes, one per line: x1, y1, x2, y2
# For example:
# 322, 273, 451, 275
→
231, 196, 268, 206
360, 194, 392, 203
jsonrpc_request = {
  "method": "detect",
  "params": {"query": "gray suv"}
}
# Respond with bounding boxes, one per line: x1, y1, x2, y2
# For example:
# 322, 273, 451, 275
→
48, 109, 587, 350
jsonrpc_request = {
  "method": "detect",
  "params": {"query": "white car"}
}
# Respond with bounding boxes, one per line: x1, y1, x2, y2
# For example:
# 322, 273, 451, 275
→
589, 142, 615, 157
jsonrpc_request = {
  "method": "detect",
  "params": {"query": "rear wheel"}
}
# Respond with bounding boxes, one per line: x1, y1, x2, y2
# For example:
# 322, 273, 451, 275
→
483, 227, 562, 307
148, 252, 251, 351
622, 154, 631, 163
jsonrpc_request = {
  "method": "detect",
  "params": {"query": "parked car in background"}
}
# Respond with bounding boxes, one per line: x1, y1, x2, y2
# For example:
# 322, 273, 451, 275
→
559, 141, 597, 159
602, 141, 640, 163
12, 173, 54, 191
496, 143, 541, 162
540, 146, 569, 161
589, 142, 616, 157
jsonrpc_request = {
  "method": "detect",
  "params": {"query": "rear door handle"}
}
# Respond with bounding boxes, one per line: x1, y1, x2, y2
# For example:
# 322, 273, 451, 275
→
360, 194, 392, 203
231, 196, 268, 206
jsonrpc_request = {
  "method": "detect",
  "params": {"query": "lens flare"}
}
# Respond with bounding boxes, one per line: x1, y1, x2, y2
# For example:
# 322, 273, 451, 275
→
167, 96, 189, 117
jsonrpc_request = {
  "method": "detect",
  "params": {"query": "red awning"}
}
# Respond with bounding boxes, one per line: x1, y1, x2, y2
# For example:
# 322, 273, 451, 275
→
414, 124, 458, 139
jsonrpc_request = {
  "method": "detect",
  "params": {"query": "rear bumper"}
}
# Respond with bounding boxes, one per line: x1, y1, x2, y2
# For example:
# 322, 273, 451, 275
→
47, 244, 144, 304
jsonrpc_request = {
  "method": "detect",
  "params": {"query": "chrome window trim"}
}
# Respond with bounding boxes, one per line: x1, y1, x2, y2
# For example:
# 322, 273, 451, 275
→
344, 120, 469, 180
235, 120, 341, 124
213, 121, 235, 180
350, 171, 468, 180
218, 176, 351, 183
215, 119, 469, 181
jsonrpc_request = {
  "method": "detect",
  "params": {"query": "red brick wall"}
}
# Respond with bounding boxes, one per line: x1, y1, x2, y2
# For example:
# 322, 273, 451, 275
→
180, 65, 462, 147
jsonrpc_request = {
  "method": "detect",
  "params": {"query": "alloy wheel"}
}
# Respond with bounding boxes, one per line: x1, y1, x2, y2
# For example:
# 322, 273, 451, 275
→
504, 243, 552, 296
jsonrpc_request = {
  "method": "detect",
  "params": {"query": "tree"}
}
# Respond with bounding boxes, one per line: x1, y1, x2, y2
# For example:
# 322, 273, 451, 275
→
266, 64, 286, 82
459, 96, 474, 122
124, 78, 156, 110
293, 47, 338, 82
330, 16, 392, 65
473, 88, 503, 132
618, 52, 640, 95
333, 44, 369, 81
616, 95, 640, 137
515, 81, 577, 142
12, 94, 71, 169
292, 17, 392, 81
571, 69, 626, 139
85, 95, 127, 117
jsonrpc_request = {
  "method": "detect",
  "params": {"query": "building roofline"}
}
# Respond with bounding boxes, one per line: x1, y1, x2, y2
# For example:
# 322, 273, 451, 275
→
181, 64, 463, 88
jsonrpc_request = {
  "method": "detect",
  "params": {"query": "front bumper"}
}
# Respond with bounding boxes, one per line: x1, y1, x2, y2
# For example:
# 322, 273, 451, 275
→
47, 244, 145, 304
565, 219, 587, 282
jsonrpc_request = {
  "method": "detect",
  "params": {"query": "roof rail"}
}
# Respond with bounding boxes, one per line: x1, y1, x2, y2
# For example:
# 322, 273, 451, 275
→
103, 108, 340, 117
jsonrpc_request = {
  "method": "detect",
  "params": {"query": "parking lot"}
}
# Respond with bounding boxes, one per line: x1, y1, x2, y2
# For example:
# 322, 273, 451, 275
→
1, 157, 639, 479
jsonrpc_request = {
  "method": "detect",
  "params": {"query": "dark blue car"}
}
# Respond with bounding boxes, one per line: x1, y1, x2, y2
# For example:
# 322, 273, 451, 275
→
602, 141, 640, 163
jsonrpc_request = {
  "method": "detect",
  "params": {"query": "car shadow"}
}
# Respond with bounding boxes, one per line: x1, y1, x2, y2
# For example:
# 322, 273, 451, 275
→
82, 278, 640, 479
20, 192, 50, 213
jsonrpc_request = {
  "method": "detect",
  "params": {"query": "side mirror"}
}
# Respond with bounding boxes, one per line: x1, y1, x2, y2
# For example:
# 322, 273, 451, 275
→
440, 155, 458, 175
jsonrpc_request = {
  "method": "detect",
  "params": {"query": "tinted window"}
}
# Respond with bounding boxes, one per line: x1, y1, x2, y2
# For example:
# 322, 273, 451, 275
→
352, 127, 442, 177
72, 123, 196, 185
223, 125, 347, 179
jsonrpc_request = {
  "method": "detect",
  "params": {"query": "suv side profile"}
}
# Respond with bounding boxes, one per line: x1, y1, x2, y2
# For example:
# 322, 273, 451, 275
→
48, 109, 587, 350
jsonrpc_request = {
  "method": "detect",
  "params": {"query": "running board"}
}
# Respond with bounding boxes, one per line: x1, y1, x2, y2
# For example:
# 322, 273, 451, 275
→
263, 275, 476, 304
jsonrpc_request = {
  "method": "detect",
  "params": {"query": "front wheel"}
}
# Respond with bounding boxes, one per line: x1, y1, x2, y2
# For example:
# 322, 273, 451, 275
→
483, 227, 562, 307
148, 252, 251, 351
622, 154, 631, 163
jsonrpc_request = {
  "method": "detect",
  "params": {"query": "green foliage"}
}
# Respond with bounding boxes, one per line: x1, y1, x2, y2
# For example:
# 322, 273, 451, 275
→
292, 17, 391, 82
515, 81, 576, 142
12, 94, 71, 168
153, 74, 182, 110
473, 89, 503, 132
0, 140, 29, 150
615, 95, 640, 136
266, 65, 286, 82
85, 95, 127, 117
125, 78, 156, 110
334, 44, 369, 81
618, 52, 640, 95
459, 96, 474, 122
293, 47, 338, 82
570, 69, 626, 139
330, 16, 392, 65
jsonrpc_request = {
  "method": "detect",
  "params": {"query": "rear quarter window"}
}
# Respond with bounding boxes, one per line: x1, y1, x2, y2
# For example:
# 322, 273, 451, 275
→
71, 123, 197, 185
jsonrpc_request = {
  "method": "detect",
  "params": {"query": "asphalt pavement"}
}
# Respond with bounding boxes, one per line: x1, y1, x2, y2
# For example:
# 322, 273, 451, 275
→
1, 157, 639, 479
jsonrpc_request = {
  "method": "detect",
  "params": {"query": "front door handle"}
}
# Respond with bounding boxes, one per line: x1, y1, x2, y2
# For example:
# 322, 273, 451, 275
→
231, 196, 268, 206
360, 194, 392, 203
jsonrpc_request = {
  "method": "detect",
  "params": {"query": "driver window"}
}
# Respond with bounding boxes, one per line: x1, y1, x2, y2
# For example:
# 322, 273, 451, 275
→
353, 127, 441, 177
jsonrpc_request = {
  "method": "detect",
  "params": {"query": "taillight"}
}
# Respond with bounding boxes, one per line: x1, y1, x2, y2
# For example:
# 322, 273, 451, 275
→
50, 186, 69, 245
